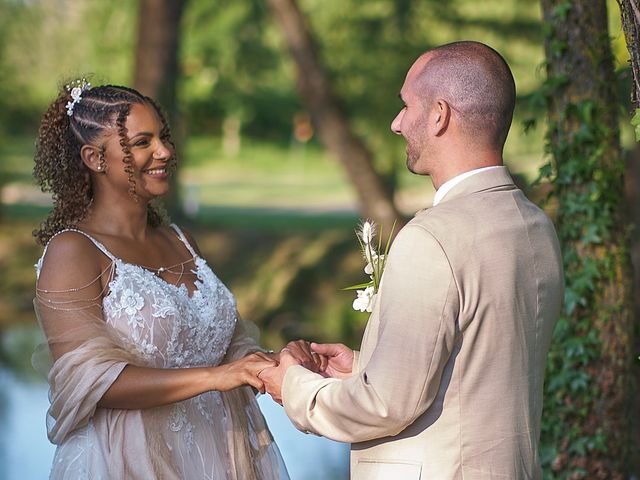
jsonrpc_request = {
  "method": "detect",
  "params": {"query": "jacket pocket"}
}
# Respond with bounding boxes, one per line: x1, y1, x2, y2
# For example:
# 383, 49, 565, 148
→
353, 459, 422, 480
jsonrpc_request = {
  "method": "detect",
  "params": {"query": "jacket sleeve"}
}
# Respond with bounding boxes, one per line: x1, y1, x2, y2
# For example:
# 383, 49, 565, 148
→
281, 224, 459, 443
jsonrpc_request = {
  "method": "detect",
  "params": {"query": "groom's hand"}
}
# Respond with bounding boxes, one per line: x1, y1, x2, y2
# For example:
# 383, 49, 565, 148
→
311, 343, 354, 379
259, 349, 300, 405
281, 340, 326, 373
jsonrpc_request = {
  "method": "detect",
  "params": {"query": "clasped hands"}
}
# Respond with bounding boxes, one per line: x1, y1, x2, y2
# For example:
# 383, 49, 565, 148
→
222, 341, 353, 402
258, 341, 354, 405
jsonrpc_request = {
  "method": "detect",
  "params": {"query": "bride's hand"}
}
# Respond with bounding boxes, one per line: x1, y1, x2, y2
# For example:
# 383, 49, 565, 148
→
215, 352, 277, 393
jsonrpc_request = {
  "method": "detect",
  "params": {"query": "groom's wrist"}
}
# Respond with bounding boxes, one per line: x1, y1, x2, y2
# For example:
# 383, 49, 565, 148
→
281, 364, 304, 409
351, 350, 360, 373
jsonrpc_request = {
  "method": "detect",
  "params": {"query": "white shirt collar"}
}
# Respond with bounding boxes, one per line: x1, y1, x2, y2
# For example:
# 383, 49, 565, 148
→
433, 166, 503, 207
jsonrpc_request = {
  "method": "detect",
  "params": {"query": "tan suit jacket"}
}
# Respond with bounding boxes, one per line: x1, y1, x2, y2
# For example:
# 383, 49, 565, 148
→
282, 167, 563, 479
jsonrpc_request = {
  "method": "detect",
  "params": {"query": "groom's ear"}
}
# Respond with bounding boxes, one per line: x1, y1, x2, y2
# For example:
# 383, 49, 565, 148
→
432, 99, 451, 137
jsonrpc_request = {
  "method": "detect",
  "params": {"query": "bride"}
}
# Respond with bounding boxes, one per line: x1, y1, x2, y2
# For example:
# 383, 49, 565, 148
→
32, 80, 316, 479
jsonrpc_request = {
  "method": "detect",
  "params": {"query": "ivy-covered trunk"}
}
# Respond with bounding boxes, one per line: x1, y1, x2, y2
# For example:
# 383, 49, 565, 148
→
539, 1, 635, 478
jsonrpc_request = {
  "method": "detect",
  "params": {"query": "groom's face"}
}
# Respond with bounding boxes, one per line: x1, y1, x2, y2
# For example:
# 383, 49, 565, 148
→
402, 104, 429, 175
391, 57, 432, 175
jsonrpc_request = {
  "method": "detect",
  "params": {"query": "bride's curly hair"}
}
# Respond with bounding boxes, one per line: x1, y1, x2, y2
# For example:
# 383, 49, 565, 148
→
33, 81, 176, 245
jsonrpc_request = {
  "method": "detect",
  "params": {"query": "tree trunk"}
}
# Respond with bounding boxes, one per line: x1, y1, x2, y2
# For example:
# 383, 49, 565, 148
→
540, 0, 635, 477
265, 0, 403, 235
133, 0, 188, 218
617, 0, 640, 108
134, 0, 186, 120
624, 146, 640, 476
614, 3, 640, 472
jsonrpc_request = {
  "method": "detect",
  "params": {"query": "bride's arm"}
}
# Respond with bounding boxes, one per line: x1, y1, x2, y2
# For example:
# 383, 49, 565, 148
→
97, 353, 274, 409
37, 232, 275, 411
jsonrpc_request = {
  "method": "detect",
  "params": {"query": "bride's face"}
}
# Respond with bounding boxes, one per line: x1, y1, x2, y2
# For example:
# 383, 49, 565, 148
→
99, 102, 174, 201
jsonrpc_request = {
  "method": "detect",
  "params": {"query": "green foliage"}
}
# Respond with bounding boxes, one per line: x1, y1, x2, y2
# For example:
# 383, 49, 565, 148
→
180, 0, 302, 138
300, 0, 544, 177
537, 100, 616, 479
536, 5, 628, 477
0, 0, 135, 109
0, 0, 548, 180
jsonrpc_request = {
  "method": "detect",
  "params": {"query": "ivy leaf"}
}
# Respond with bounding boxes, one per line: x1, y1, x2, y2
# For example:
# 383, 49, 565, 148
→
550, 39, 567, 57
522, 118, 537, 133
581, 257, 600, 281
630, 108, 640, 141
564, 288, 584, 315
538, 162, 553, 179
551, 2, 572, 22
582, 223, 601, 244
578, 101, 594, 124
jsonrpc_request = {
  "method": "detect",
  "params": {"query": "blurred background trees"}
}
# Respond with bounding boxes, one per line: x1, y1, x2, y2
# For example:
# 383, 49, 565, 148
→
0, 0, 637, 477
134, 0, 188, 214
266, 0, 401, 234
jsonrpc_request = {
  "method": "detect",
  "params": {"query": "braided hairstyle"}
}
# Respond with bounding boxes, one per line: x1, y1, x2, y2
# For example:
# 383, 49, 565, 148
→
33, 82, 176, 245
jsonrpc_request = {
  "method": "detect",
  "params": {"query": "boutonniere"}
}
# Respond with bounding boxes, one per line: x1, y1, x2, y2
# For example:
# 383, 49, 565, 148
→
344, 219, 396, 312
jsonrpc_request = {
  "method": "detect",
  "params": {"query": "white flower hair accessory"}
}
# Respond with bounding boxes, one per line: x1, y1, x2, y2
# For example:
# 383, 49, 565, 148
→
65, 78, 92, 117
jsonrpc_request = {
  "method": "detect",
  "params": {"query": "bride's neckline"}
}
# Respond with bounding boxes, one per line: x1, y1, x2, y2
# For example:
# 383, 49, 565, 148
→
64, 226, 199, 274
62, 226, 203, 297
111, 258, 205, 300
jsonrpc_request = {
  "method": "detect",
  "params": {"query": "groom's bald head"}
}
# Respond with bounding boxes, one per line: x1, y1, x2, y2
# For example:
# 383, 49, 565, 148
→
414, 41, 516, 150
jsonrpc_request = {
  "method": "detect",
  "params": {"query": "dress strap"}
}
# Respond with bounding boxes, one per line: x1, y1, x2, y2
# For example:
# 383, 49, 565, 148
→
36, 228, 117, 279
65, 228, 118, 262
55, 228, 117, 261
170, 224, 198, 258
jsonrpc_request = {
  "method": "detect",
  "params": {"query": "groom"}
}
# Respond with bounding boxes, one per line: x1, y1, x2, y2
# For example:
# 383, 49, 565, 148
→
260, 41, 563, 479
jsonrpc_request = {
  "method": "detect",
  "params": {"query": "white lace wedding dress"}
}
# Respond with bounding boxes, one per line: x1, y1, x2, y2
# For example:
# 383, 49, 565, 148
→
34, 225, 289, 479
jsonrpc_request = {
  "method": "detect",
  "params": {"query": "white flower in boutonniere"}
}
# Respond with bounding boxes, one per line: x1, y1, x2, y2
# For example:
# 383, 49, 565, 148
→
352, 285, 375, 312
344, 219, 397, 313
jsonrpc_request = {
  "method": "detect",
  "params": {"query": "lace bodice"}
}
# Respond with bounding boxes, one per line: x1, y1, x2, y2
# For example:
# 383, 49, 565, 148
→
36, 225, 238, 369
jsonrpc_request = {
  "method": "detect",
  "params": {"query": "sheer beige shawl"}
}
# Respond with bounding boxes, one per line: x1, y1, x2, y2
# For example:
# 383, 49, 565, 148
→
33, 294, 287, 479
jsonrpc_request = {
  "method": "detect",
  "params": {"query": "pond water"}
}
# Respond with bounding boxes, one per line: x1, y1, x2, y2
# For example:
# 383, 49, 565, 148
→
0, 328, 350, 480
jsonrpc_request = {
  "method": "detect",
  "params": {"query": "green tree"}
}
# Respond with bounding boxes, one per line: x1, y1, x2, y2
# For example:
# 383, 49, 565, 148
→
539, 0, 635, 477
266, 0, 402, 233
179, 0, 295, 140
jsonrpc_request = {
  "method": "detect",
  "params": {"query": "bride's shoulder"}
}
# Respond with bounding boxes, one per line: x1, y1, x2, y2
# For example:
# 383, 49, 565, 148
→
37, 230, 105, 288
44, 229, 100, 257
